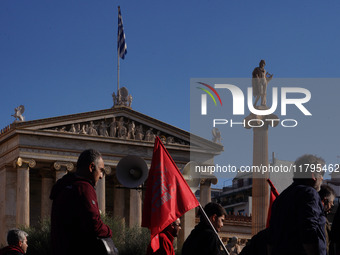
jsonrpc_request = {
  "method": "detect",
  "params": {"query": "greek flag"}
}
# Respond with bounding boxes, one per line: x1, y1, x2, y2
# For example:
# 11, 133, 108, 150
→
117, 6, 127, 59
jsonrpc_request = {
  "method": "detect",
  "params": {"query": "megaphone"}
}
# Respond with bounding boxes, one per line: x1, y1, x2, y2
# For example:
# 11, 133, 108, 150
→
116, 155, 149, 188
182, 161, 200, 193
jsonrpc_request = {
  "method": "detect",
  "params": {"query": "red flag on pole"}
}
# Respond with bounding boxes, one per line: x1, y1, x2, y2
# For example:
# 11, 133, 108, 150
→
266, 179, 279, 228
142, 137, 199, 252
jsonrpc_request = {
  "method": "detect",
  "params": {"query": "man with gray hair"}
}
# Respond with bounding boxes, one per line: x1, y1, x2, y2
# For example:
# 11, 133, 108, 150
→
0, 229, 28, 255
50, 149, 112, 255
268, 154, 326, 255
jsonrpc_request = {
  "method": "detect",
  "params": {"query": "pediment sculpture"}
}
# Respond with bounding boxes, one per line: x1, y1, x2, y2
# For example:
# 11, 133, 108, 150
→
44, 116, 188, 146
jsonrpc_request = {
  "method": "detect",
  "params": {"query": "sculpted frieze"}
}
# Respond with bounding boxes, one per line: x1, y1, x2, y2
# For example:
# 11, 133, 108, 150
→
43, 117, 189, 146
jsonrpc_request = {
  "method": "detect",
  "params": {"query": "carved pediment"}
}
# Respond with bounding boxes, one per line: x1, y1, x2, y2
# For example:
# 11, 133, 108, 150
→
3, 108, 222, 153
42, 116, 189, 146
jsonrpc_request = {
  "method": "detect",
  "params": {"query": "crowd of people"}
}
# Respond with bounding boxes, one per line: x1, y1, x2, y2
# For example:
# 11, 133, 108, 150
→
147, 154, 340, 255
1, 151, 340, 255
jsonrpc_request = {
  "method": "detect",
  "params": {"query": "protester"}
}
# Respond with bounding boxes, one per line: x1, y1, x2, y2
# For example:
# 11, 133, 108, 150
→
0, 229, 28, 255
50, 149, 112, 255
239, 228, 269, 255
319, 184, 336, 255
330, 203, 340, 255
146, 218, 181, 255
226, 236, 241, 255
268, 154, 326, 255
182, 202, 227, 255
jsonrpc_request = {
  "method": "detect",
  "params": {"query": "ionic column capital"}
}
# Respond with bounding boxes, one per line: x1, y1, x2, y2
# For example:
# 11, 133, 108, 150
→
104, 166, 111, 175
13, 157, 36, 169
53, 161, 74, 172
200, 176, 218, 186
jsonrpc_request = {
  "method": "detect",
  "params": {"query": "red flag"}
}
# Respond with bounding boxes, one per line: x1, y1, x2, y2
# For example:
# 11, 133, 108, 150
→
142, 137, 199, 252
266, 179, 279, 227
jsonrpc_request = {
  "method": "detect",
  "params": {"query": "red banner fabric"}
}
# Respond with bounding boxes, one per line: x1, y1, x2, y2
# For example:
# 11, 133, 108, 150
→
142, 137, 199, 252
266, 179, 280, 228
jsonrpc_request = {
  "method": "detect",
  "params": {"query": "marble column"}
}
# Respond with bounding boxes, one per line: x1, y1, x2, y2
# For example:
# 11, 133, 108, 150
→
0, 169, 6, 246
0, 167, 17, 246
129, 188, 142, 227
97, 166, 111, 215
244, 113, 278, 235
96, 175, 106, 214
200, 179, 212, 207
40, 170, 54, 220
113, 184, 126, 225
177, 208, 196, 250
15, 158, 36, 227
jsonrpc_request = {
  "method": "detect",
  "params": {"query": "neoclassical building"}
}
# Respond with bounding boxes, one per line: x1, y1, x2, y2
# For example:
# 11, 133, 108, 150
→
0, 97, 223, 246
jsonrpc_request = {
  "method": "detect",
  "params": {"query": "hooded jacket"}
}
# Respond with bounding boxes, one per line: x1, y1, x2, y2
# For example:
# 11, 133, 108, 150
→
50, 173, 112, 255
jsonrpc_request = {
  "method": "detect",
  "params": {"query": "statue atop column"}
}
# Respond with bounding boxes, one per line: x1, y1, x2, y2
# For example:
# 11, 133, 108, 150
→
252, 60, 273, 107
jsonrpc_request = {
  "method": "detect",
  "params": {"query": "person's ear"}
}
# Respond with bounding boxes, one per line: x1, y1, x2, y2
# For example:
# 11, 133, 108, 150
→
18, 240, 23, 248
311, 172, 317, 181
89, 163, 95, 173
209, 214, 217, 222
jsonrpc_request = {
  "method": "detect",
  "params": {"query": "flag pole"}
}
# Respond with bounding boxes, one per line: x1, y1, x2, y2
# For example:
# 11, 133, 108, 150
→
198, 204, 230, 255
117, 48, 120, 92
117, 6, 120, 93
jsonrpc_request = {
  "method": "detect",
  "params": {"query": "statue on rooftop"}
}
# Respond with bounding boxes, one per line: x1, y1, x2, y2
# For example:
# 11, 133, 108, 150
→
112, 87, 133, 108
12, 105, 25, 122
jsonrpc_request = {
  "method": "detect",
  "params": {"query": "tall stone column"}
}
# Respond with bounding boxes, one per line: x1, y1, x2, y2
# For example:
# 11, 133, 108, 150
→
40, 169, 54, 220
244, 113, 278, 235
0, 167, 17, 246
129, 188, 142, 227
14, 158, 36, 227
113, 184, 125, 225
96, 175, 106, 214
177, 207, 196, 250
200, 179, 212, 207
0, 168, 6, 246
96, 166, 111, 215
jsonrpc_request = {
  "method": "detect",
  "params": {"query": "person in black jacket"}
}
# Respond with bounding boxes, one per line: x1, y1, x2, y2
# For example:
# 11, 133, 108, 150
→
0, 229, 28, 255
182, 202, 227, 255
50, 149, 112, 255
330, 201, 340, 255
268, 154, 326, 255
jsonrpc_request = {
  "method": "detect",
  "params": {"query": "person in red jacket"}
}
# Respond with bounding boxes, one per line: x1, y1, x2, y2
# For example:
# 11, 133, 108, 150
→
0, 229, 28, 255
146, 218, 181, 255
50, 149, 112, 255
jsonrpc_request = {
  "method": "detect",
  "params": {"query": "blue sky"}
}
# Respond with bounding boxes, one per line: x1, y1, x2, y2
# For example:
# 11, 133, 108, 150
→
1, 0, 340, 186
